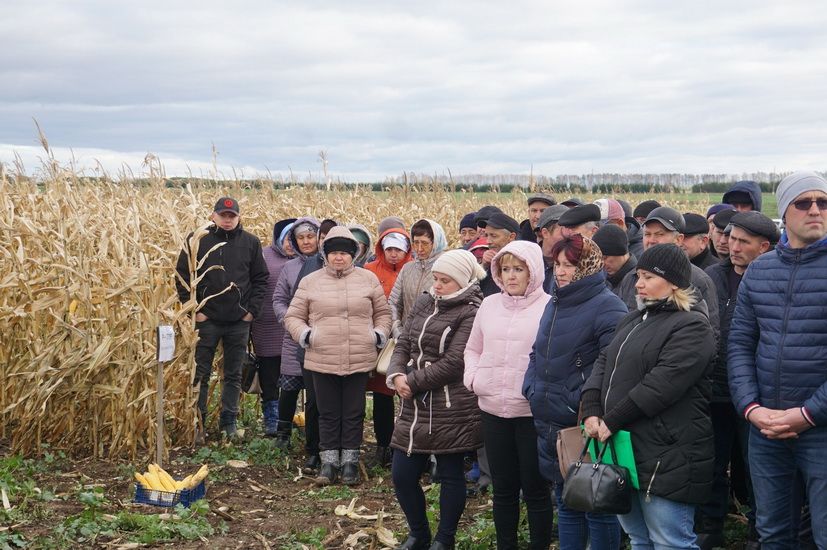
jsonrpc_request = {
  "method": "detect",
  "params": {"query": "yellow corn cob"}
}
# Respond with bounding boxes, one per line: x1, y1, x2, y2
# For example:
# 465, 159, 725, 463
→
143, 471, 165, 491
293, 411, 305, 427
152, 464, 177, 492
134, 472, 151, 489
175, 475, 193, 491
188, 464, 209, 487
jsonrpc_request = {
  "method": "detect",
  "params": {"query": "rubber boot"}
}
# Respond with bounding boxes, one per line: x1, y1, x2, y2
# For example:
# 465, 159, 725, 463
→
274, 420, 293, 450
315, 450, 340, 486
219, 410, 239, 441
341, 449, 361, 485
262, 400, 279, 437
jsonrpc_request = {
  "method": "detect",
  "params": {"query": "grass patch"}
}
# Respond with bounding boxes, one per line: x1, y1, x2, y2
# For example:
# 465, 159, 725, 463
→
306, 485, 355, 501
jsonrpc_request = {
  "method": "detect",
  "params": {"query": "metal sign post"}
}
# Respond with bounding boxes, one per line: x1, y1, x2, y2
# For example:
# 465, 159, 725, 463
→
155, 325, 175, 467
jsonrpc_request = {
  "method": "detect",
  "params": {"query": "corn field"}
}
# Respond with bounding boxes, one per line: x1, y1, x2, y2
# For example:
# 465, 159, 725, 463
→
0, 150, 719, 459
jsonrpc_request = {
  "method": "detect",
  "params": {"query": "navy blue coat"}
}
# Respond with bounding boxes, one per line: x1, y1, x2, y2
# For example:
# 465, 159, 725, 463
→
728, 233, 827, 425
522, 271, 628, 483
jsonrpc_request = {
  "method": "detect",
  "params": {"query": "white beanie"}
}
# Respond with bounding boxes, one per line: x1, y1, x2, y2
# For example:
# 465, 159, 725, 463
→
432, 249, 486, 287
777, 171, 827, 219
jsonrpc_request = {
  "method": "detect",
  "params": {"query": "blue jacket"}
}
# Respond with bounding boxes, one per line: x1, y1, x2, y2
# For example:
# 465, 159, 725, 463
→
522, 271, 628, 482
728, 233, 827, 425
723, 180, 763, 212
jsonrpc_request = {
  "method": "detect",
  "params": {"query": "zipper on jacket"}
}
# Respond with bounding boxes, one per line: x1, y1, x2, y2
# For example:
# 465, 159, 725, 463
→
774, 255, 800, 408
408, 299, 439, 455
543, 303, 560, 374
407, 398, 419, 456
444, 386, 451, 408
645, 460, 661, 502
604, 313, 646, 411
438, 327, 452, 355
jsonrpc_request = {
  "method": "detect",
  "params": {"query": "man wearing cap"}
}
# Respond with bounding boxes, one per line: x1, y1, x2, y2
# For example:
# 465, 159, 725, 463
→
473, 205, 503, 241
706, 204, 734, 258
560, 197, 583, 208
535, 205, 569, 293
682, 213, 719, 270
632, 199, 661, 225
593, 198, 626, 230
519, 193, 556, 243
615, 206, 719, 334
711, 209, 737, 261
592, 224, 636, 296
728, 171, 827, 548
557, 204, 601, 239
175, 197, 269, 439
722, 180, 763, 212
696, 211, 778, 548
459, 212, 479, 247
481, 212, 520, 296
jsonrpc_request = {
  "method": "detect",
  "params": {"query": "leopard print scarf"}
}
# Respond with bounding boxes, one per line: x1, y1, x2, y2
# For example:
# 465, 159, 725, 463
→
572, 237, 604, 283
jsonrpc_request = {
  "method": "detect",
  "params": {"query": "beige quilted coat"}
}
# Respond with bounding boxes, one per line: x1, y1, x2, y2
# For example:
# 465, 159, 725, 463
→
284, 227, 392, 376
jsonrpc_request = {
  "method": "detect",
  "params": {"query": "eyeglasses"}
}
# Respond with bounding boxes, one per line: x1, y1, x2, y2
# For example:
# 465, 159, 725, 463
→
792, 198, 827, 211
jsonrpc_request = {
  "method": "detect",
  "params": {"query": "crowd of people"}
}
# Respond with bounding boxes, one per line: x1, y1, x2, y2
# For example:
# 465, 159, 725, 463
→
175, 171, 827, 550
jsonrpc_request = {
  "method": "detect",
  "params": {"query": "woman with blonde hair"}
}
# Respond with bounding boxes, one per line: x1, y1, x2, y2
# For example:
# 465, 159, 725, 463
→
581, 243, 715, 549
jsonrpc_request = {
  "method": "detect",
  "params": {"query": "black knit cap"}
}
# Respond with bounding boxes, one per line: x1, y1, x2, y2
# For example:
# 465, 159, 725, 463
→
633, 199, 661, 219
682, 213, 709, 236
592, 224, 629, 256
637, 244, 692, 289
323, 237, 358, 257
712, 209, 737, 231
729, 211, 780, 244
486, 212, 521, 235
459, 212, 477, 230
558, 204, 601, 228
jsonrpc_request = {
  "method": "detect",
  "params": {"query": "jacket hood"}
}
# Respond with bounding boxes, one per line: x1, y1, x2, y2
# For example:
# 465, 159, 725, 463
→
723, 180, 763, 212
321, 225, 360, 258
412, 219, 448, 260
347, 223, 374, 265
271, 218, 297, 257
491, 240, 545, 296
373, 227, 413, 270
288, 216, 321, 256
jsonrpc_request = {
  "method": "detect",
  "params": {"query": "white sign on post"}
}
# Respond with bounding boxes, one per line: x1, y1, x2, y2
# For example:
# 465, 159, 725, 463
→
156, 325, 175, 362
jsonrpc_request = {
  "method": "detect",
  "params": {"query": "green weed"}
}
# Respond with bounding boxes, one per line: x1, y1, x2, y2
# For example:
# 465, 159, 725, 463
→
274, 526, 328, 549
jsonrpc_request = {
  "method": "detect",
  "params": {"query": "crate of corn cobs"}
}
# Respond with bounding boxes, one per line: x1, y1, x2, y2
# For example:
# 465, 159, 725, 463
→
133, 463, 209, 508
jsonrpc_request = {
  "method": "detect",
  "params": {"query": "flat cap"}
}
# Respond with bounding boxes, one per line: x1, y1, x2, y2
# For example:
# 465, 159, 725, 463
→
712, 208, 738, 231
474, 205, 503, 228
527, 193, 556, 206
558, 204, 601, 228
536, 204, 570, 230
682, 213, 709, 236
633, 199, 661, 219
644, 206, 686, 233
729, 211, 780, 243
706, 203, 734, 219
561, 197, 584, 207
486, 212, 521, 235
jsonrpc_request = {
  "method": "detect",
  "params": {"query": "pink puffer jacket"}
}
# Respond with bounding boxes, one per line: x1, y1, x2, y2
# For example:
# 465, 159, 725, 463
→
284, 226, 392, 376
464, 240, 550, 418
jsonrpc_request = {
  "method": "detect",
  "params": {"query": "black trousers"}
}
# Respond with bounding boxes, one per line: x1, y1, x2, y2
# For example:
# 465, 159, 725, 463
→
193, 319, 249, 426
256, 356, 281, 403
372, 392, 395, 447
482, 411, 554, 550
312, 371, 369, 451
392, 450, 466, 546
301, 366, 320, 455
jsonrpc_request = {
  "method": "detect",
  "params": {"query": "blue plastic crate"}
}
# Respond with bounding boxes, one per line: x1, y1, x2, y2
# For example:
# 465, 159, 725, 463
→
133, 479, 206, 508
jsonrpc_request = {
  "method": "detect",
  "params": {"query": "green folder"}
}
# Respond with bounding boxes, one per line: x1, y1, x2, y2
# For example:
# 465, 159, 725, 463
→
587, 430, 640, 490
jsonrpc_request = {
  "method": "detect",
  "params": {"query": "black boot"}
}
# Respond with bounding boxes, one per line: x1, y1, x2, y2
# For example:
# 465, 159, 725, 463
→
340, 449, 360, 485
428, 541, 454, 550
314, 450, 339, 486
375, 445, 392, 467
274, 420, 292, 450
396, 535, 431, 550
303, 454, 321, 473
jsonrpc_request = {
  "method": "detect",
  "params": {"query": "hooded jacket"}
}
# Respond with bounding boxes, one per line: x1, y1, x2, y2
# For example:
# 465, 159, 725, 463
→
728, 233, 827, 425
365, 228, 413, 297
387, 283, 483, 455
250, 218, 295, 357
175, 222, 269, 322
284, 226, 392, 376
522, 258, 628, 483
348, 223, 374, 267
464, 241, 550, 418
723, 180, 763, 212
389, 219, 448, 327
272, 216, 321, 377
581, 299, 715, 504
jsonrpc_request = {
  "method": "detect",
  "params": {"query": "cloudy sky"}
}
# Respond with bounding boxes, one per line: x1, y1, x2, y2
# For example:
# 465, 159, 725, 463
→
2, 1, 826, 181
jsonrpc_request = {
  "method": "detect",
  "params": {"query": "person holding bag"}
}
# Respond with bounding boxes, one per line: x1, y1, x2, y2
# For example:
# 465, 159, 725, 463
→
522, 234, 627, 550
581, 243, 715, 549
387, 249, 485, 550
464, 240, 554, 550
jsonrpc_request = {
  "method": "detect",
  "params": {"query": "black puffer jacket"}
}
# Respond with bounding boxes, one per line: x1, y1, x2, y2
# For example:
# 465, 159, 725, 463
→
176, 224, 269, 321
387, 284, 483, 456
581, 299, 715, 504
704, 258, 738, 403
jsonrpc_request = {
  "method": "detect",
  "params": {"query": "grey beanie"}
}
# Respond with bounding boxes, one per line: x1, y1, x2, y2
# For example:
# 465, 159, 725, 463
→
777, 171, 827, 219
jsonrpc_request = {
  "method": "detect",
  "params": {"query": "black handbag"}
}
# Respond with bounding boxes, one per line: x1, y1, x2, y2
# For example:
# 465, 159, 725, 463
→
241, 342, 261, 394
562, 437, 631, 514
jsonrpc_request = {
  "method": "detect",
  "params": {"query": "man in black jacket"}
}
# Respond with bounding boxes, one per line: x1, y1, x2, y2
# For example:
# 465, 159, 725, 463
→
698, 211, 778, 549
176, 197, 269, 439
